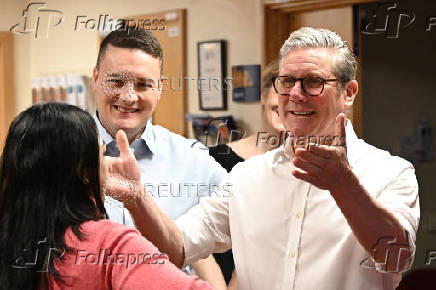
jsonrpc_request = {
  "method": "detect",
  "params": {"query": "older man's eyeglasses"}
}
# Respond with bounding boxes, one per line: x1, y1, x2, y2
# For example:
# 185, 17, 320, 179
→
272, 76, 338, 96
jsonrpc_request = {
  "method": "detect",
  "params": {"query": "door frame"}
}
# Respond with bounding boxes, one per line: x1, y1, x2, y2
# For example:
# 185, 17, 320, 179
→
0, 32, 15, 150
128, 9, 187, 136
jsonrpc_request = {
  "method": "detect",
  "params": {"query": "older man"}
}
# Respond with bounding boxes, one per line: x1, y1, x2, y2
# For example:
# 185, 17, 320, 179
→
107, 27, 419, 290
93, 28, 227, 287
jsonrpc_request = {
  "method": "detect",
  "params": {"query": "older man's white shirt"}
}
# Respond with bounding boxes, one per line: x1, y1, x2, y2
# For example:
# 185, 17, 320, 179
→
176, 122, 420, 290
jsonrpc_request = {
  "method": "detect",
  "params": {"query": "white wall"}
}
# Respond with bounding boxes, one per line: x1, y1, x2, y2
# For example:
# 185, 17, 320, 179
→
2, 0, 264, 137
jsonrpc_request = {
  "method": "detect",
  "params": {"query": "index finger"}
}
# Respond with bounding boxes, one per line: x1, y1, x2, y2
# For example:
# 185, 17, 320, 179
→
116, 130, 132, 157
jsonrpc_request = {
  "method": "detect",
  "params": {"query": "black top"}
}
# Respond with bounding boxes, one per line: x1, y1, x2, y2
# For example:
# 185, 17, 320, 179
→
208, 144, 245, 173
208, 144, 244, 284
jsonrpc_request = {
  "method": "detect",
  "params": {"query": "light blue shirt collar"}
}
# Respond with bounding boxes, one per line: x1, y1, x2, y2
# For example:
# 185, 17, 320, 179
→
93, 112, 156, 154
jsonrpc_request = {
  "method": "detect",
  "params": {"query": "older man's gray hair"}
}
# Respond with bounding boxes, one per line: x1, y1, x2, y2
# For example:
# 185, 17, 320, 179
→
280, 27, 357, 84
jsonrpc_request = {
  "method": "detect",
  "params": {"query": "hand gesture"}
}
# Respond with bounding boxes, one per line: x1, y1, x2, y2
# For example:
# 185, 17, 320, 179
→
103, 130, 142, 206
292, 113, 352, 192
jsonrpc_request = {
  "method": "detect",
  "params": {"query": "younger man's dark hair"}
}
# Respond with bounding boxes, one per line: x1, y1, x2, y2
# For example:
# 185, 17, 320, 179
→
96, 27, 163, 71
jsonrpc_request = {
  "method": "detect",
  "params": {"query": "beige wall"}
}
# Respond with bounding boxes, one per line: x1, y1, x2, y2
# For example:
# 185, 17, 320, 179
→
2, 0, 264, 137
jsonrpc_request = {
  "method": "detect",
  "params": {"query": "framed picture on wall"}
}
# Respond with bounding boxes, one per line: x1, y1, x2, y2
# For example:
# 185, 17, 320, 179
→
197, 40, 227, 110
232, 64, 261, 102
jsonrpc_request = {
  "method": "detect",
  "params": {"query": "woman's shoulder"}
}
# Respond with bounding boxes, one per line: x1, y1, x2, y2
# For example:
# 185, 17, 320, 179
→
81, 219, 144, 243
64, 220, 145, 250
65, 219, 165, 270
75, 219, 129, 237
54, 222, 173, 289
80, 219, 130, 232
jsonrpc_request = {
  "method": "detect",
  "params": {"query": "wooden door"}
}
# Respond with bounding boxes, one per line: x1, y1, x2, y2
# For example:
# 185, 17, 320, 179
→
128, 10, 187, 136
0, 32, 15, 150
287, 7, 362, 134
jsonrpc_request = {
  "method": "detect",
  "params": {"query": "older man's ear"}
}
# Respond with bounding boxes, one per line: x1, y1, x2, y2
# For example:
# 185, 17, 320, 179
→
344, 80, 358, 108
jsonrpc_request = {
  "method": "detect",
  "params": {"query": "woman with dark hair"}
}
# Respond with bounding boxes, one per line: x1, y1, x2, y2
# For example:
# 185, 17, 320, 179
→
0, 103, 211, 289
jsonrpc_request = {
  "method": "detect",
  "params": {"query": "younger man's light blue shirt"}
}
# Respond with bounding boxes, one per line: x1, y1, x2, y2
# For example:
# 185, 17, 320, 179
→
95, 115, 227, 226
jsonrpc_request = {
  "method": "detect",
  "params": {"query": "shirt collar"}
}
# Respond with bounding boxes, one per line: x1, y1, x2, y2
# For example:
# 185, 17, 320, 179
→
93, 112, 156, 154
142, 118, 156, 154
274, 119, 359, 166
344, 120, 359, 165
94, 112, 114, 145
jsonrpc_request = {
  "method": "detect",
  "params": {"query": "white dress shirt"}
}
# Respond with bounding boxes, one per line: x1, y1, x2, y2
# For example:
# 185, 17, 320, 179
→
176, 122, 420, 290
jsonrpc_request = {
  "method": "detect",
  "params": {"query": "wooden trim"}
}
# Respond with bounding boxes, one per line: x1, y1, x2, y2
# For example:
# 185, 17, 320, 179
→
0, 32, 15, 150
180, 9, 187, 136
127, 9, 188, 136
264, 6, 290, 64
265, 0, 378, 13
352, 5, 363, 138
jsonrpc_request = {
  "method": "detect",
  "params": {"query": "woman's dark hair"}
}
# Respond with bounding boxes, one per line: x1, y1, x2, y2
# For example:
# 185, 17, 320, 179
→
0, 103, 106, 289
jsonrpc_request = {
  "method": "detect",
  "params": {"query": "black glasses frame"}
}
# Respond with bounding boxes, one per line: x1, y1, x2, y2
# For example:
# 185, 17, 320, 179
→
272, 76, 339, 96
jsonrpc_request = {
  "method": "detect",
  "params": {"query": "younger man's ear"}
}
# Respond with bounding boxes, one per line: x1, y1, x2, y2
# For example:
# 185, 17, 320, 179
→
92, 67, 99, 92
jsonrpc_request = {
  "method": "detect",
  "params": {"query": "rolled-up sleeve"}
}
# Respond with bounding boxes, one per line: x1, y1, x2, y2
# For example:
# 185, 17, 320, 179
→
175, 182, 233, 266
375, 157, 420, 272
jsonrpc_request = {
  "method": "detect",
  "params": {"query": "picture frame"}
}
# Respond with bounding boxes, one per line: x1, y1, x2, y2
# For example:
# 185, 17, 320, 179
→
232, 64, 261, 102
197, 40, 227, 110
